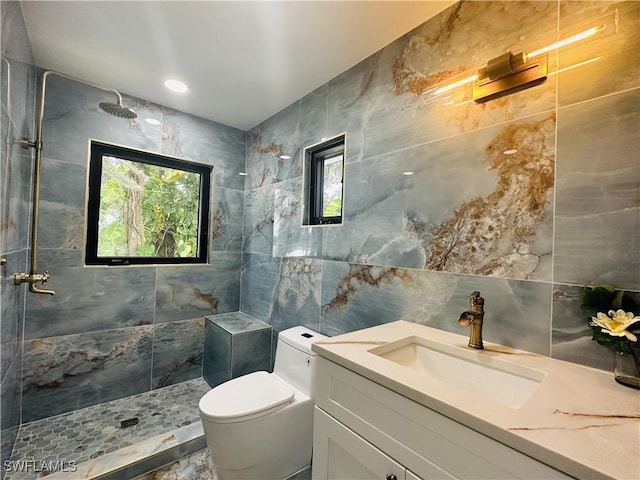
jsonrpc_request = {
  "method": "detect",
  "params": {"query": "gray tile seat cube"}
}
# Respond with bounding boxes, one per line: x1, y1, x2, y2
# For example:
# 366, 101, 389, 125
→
203, 312, 272, 388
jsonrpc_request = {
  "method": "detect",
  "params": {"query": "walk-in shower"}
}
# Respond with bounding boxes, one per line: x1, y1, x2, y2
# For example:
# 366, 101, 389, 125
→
5, 378, 212, 479
14, 70, 136, 295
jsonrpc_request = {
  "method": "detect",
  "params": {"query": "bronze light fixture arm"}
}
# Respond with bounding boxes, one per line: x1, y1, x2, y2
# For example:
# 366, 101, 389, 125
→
422, 9, 618, 106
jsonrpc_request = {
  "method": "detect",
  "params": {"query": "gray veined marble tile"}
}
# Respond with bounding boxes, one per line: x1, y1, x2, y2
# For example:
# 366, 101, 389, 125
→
268, 257, 322, 333
1, 250, 27, 383
1, 1, 36, 64
24, 250, 156, 339
2, 55, 37, 142
160, 109, 245, 191
242, 183, 275, 255
1, 129, 33, 254
240, 253, 282, 322
36, 200, 85, 250
300, 83, 329, 133
320, 261, 552, 355
203, 312, 272, 383
151, 318, 204, 389
551, 284, 620, 372
211, 186, 243, 253
329, 1, 558, 162
155, 253, 241, 323
0, 422, 19, 469
273, 178, 323, 258
425, 275, 553, 356
554, 88, 640, 290
243, 125, 278, 187
231, 328, 272, 378
322, 144, 486, 268
324, 112, 555, 282
38, 157, 87, 208
41, 75, 160, 165
319, 261, 426, 337
326, 54, 380, 166
203, 319, 232, 388
21, 326, 154, 422
245, 85, 328, 189
207, 311, 270, 335
558, 1, 640, 107
1, 358, 22, 467
241, 255, 322, 333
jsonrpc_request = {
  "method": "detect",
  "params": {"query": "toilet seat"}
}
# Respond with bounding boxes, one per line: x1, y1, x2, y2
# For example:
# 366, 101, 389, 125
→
199, 371, 295, 423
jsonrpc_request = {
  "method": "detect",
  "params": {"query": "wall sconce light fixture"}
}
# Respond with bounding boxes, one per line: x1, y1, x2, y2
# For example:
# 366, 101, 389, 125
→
422, 9, 619, 105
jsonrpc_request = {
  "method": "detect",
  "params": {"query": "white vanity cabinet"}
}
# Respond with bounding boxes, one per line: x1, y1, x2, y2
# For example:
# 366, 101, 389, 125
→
312, 357, 571, 480
313, 407, 430, 480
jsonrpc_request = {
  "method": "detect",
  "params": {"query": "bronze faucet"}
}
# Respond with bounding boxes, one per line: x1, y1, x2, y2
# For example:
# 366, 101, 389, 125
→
458, 291, 484, 349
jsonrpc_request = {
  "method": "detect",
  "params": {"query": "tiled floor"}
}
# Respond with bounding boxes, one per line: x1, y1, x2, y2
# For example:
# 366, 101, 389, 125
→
6, 378, 210, 480
133, 449, 216, 480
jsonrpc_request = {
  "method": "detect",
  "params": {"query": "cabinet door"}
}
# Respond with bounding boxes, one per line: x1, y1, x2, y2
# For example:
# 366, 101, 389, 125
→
406, 470, 422, 480
313, 407, 405, 480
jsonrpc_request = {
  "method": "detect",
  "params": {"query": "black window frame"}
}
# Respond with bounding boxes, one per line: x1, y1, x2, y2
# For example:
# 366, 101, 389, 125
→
303, 134, 345, 226
85, 140, 212, 266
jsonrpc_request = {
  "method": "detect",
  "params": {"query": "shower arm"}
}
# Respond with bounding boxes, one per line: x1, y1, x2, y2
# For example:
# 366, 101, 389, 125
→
22, 70, 125, 151
16, 70, 127, 296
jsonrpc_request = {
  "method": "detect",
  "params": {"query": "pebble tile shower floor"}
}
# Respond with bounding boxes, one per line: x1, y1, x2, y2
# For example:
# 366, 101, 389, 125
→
6, 378, 211, 480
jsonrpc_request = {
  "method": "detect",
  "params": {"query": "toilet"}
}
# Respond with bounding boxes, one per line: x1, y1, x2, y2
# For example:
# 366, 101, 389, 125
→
198, 326, 327, 480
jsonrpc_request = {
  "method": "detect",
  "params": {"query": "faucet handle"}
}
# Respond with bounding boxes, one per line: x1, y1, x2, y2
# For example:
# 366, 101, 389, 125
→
470, 291, 484, 306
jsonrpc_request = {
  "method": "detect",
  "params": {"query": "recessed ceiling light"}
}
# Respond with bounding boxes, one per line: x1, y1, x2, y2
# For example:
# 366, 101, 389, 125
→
402, 171, 414, 176
239, 172, 249, 176
503, 149, 518, 155
144, 118, 161, 126
279, 155, 291, 160
164, 79, 188, 93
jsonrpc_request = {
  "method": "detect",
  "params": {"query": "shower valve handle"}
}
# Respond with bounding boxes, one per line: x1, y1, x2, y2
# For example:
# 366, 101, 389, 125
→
13, 271, 55, 295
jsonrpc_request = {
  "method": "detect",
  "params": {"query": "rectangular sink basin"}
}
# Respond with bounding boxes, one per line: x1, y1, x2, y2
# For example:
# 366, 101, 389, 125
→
369, 336, 546, 409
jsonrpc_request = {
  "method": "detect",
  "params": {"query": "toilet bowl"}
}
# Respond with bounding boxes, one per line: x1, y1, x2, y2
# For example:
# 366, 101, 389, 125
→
199, 326, 327, 480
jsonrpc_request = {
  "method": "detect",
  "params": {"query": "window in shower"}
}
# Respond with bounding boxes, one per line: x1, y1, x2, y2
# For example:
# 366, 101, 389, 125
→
85, 140, 212, 265
302, 133, 346, 226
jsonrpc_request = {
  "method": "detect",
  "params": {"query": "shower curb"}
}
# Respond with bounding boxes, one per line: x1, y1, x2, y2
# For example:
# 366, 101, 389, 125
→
45, 423, 206, 480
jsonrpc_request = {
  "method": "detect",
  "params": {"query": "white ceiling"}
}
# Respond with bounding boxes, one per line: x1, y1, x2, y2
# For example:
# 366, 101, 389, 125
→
20, 1, 455, 131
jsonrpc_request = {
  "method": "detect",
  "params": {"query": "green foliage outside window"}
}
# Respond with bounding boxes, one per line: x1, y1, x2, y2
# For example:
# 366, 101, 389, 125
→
98, 156, 201, 258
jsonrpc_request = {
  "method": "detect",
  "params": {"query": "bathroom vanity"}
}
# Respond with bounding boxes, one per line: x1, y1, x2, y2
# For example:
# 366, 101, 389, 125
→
311, 321, 640, 480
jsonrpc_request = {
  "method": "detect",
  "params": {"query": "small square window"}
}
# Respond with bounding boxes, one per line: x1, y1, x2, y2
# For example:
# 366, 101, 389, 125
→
302, 134, 346, 226
85, 140, 212, 266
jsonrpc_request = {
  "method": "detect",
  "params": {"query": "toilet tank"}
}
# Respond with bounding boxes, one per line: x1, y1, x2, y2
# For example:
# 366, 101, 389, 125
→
273, 326, 327, 398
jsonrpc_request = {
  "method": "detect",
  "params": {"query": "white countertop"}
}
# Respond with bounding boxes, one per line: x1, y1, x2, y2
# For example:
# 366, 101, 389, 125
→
312, 320, 640, 480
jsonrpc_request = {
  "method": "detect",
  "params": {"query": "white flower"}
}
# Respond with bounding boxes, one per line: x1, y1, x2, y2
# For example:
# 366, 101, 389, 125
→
590, 310, 640, 342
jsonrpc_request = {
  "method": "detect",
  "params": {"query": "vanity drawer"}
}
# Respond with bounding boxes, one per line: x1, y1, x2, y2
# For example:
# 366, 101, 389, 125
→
315, 357, 571, 480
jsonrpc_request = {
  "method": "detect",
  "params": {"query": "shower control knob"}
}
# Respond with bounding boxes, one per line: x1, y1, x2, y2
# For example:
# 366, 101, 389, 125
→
385, 475, 397, 480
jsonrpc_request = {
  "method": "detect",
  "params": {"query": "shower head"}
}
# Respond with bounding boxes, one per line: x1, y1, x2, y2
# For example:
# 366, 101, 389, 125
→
99, 102, 137, 119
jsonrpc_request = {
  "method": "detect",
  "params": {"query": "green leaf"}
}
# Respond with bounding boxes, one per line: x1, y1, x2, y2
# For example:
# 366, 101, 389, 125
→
612, 290, 625, 309
323, 198, 342, 217
581, 286, 615, 316
162, 170, 185, 183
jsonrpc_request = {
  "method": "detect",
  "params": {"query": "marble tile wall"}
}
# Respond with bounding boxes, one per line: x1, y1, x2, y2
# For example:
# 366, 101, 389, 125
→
15, 72, 245, 421
1, 0, 36, 470
241, 0, 640, 376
